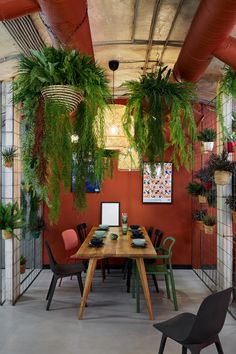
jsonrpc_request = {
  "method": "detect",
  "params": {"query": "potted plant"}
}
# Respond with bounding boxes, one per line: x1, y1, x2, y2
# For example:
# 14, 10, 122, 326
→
29, 216, 45, 239
198, 128, 216, 152
194, 165, 214, 190
225, 195, 236, 223
225, 131, 236, 153
14, 47, 111, 223
187, 181, 207, 203
192, 209, 207, 230
1, 146, 17, 168
203, 215, 217, 234
122, 66, 197, 170
0, 202, 24, 239
20, 255, 26, 274
208, 150, 235, 185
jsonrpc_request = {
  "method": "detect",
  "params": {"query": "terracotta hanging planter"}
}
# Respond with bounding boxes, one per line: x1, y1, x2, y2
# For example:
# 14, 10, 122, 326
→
198, 195, 207, 204
20, 264, 26, 274
214, 170, 231, 185
204, 225, 215, 235
4, 160, 13, 168
196, 220, 204, 230
41, 85, 83, 113
2, 230, 12, 240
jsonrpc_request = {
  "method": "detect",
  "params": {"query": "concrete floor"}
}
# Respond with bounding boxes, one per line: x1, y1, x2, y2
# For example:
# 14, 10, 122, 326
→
0, 270, 235, 354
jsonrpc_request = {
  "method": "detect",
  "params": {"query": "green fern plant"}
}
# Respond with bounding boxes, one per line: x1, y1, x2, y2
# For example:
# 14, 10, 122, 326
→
0, 202, 24, 238
13, 47, 111, 223
1, 146, 17, 167
122, 66, 197, 170
197, 128, 216, 142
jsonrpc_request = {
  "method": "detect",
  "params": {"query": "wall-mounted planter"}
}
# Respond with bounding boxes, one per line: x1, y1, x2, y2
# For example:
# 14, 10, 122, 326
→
4, 161, 13, 168
214, 170, 231, 185
226, 142, 236, 153
2, 230, 12, 240
196, 220, 203, 230
198, 195, 207, 203
204, 225, 215, 235
202, 141, 214, 152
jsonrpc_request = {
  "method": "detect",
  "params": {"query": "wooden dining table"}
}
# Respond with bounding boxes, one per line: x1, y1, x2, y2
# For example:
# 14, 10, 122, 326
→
74, 226, 157, 320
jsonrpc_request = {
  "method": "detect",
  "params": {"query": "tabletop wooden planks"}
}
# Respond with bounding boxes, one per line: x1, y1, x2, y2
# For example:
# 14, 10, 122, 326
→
74, 226, 157, 259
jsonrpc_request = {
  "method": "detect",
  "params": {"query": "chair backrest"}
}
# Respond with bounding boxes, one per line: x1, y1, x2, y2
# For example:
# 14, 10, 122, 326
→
45, 240, 57, 273
76, 223, 87, 244
161, 236, 175, 257
153, 229, 164, 248
147, 227, 154, 239
186, 288, 232, 344
61, 229, 79, 252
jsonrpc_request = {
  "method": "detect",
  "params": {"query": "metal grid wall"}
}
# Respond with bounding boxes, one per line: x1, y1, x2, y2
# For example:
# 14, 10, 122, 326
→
192, 97, 236, 319
0, 81, 4, 304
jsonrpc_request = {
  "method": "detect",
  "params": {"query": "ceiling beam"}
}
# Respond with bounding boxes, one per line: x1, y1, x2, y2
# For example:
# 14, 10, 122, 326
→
93, 39, 183, 47
131, 0, 139, 42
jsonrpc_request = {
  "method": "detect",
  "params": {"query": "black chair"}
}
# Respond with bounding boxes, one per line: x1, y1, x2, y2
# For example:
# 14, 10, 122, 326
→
153, 228, 164, 248
147, 226, 154, 239
153, 287, 232, 354
76, 223, 87, 244
45, 240, 85, 310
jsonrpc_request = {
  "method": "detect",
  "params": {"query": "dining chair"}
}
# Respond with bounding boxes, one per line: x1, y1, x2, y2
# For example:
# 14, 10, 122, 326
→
76, 223, 110, 281
153, 287, 232, 354
45, 240, 85, 310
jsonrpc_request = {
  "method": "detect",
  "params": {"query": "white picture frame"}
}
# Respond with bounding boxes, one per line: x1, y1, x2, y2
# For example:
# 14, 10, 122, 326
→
101, 202, 120, 226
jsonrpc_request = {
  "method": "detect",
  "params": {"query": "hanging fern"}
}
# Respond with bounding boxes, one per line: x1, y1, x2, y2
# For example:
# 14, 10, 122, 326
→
13, 47, 111, 224
123, 66, 197, 170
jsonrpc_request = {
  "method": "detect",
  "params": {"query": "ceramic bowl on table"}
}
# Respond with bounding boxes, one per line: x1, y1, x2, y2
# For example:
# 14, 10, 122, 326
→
132, 239, 146, 246
98, 224, 109, 231
110, 233, 118, 240
131, 230, 143, 236
90, 238, 103, 247
95, 230, 106, 238
130, 224, 140, 230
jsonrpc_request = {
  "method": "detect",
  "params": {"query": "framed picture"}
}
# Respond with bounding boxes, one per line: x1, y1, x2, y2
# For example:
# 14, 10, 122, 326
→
101, 202, 120, 226
71, 156, 100, 193
142, 162, 172, 203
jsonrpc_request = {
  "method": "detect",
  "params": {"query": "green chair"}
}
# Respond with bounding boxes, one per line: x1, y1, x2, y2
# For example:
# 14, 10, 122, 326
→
135, 236, 178, 312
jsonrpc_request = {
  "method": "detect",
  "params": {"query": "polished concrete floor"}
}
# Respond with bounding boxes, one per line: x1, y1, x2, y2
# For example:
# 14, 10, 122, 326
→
0, 269, 235, 354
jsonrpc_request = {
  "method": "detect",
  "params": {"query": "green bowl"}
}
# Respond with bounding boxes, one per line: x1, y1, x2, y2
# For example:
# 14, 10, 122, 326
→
110, 233, 118, 240
95, 230, 106, 237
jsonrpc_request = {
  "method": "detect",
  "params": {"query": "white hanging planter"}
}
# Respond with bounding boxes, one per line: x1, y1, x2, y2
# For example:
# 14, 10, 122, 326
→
202, 141, 214, 152
41, 85, 83, 113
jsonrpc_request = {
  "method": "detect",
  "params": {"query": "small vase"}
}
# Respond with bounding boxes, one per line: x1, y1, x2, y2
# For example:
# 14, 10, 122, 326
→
121, 213, 128, 224
204, 225, 215, 235
122, 224, 128, 235
202, 141, 214, 152
2, 230, 12, 240
20, 264, 26, 274
214, 170, 231, 185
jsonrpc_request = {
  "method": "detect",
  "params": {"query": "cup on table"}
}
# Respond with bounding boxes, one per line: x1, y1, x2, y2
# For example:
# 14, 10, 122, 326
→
122, 224, 128, 235
122, 212, 128, 224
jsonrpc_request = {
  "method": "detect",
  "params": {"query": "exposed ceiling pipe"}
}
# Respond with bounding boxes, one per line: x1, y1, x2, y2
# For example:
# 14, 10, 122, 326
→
173, 0, 236, 82
0, 0, 93, 55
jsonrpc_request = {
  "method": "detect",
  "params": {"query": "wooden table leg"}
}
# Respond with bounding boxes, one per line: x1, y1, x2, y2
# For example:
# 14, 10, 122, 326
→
136, 258, 155, 320
78, 258, 97, 320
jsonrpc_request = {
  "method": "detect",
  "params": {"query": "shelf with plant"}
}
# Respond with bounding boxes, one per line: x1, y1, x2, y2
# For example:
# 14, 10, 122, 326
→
187, 181, 207, 203
225, 195, 236, 223
197, 128, 216, 153
192, 209, 207, 230
1, 146, 17, 168
122, 66, 197, 171
20, 255, 26, 274
207, 149, 235, 185
202, 214, 217, 235
13, 47, 111, 223
0, 201, 24, 240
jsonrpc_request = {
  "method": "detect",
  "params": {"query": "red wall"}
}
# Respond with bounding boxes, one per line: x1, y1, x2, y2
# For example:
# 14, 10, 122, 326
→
44, 161, 192, 265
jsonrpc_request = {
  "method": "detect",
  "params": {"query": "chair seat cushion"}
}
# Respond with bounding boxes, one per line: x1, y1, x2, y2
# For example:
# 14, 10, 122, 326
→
55, 263, 84, 275
153, 313, 196, 343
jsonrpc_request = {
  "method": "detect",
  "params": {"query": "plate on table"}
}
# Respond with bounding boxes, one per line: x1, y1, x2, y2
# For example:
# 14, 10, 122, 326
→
131, 242, 147, 248
130, 224, 140, 230
89, 240, 104, 248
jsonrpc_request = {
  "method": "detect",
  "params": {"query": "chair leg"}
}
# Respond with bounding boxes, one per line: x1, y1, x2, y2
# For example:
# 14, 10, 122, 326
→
101, 260, 106, 282
122, 259, 128, 280
151, 274, 159, 293
126, 261, 132, 293
46, 276, 58, 311
106, 258, 111, 274
182, 346, 187, 354
164, 274, 170, 299
158, 334, 167, 354
169, 269, 178, 311
58, 278, 62, 287
77, 273, 84, 296
215, 337, 224, 354
46, 275, 55, 300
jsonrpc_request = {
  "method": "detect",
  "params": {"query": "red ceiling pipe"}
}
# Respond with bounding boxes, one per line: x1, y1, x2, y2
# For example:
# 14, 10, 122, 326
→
37, 0, 93, 55
0, 0, 39, 20
213, 36, 236, 70
173, 0, 236, 82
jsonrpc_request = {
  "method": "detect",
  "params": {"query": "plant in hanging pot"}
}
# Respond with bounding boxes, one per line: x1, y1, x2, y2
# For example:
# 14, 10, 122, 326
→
225, 131, 236, 153
207, 149, 235, 185
0, 202, 24, 240
122, 66, 197, 170
13, 47, 110, 224
187, 181, 207, 203
192, 209, 207, 230
20, 255, 26, 274
194, 165, 214, 190
202, 214, 217, 235
1, 146, 17, 168
225, 195, 236, 223
197, 128, 216, 153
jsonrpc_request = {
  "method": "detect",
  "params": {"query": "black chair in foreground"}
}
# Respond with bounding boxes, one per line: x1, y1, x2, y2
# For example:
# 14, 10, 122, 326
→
45, 240, 85, 310
153, 287, 232, 354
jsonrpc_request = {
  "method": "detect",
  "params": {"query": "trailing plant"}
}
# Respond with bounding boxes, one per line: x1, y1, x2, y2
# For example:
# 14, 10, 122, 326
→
194, 165, 214, 185
0, 202, 24, 238
206, 188, 217, 208
13, 47, 110, 223
225, 130, 236, 142
192, 209, 207, 221
187, 181, 206, 196
207, 149, 235, 172
29, 216, 45, 239
202, 214, 216, 226
197, 128, 216, 142
1, 146, 17, 167
122, 66, 197, 170
20, 255, 26, 265
225, 195, 236, 212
